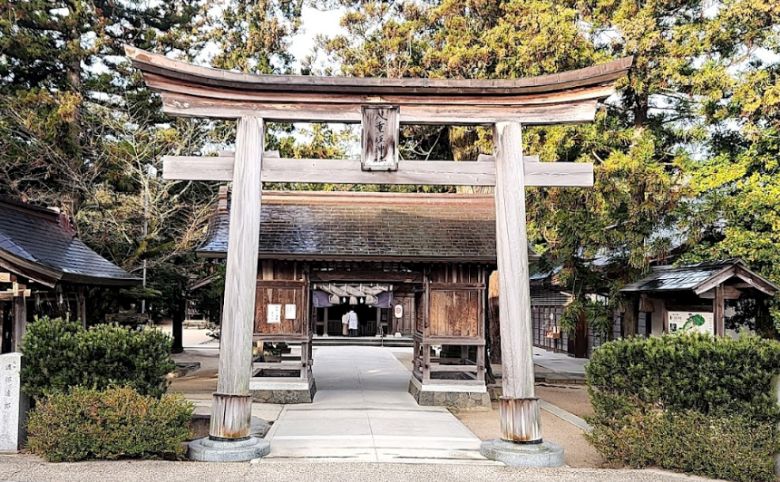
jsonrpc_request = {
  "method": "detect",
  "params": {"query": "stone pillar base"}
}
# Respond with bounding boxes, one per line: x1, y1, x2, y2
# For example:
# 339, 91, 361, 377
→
408, 377, 491, 410
480, 439, 564, 467
250, 377, 316, 404
188, 436, 270, 462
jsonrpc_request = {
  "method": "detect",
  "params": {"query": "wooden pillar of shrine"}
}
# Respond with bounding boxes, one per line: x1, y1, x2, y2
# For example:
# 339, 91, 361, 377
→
713, 284, 725, 336
493, 121, 541, 443
209, 116, 264, 441
12, 298, 25, 351
76, 286, 87, 328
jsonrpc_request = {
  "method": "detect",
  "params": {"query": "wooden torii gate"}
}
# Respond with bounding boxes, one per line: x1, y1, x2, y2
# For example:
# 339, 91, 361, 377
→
126, 46, 631, 462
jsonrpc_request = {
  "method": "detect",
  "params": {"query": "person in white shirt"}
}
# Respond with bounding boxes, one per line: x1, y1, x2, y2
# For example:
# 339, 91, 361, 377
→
341, 312, 349, 336
347, 309, 359, 337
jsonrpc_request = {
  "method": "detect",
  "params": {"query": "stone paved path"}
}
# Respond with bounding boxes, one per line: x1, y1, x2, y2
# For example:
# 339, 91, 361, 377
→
258, 346, 495, 464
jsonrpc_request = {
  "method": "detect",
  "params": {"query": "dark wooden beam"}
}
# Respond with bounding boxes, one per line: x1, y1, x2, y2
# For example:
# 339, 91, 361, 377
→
127, 46, 632, 96
125, 47, 631, 125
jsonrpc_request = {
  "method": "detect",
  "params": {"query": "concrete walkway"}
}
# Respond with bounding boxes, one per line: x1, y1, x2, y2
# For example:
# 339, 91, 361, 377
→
259, 346, 495, 464
531, 346, 587, 384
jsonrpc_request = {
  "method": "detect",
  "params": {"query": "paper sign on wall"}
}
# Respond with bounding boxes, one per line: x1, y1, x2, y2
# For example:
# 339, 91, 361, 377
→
285, 304, 297, 320
267, 304, 281, 324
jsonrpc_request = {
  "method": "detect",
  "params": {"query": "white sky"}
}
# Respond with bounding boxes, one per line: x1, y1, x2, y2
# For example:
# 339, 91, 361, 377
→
289, 6, 346, 72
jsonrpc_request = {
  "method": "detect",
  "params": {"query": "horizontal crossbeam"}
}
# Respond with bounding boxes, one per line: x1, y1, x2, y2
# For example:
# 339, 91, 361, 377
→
160, 94, 602, 125
162, 155, 593, 187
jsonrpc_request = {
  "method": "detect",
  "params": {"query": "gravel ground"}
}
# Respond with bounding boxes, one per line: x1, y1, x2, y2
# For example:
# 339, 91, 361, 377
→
454, 402, 603, 468
0, 455, 713, 482
535, 384, 594, 418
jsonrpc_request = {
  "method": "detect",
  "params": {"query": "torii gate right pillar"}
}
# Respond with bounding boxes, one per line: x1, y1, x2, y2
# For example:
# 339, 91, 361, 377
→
480, 121, 565, 466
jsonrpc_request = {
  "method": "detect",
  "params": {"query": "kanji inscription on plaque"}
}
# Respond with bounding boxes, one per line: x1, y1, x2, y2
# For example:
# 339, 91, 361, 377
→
361, 105, 399, 171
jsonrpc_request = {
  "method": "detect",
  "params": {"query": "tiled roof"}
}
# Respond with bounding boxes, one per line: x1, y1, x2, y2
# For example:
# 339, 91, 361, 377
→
0, 199, 140, 286
620, 259, 778, 295
198, 191, 528, 262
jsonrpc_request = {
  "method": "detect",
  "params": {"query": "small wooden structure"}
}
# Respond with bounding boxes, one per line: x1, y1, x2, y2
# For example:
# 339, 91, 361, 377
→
0, 198, 140, 352
128, 45, 630, 452
620, 260, 778, 336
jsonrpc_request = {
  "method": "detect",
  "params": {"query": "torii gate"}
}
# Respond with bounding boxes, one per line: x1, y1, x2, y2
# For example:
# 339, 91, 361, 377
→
126, 46, 631, 464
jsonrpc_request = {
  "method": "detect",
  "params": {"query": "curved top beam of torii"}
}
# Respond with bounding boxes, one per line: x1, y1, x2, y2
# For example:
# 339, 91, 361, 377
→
125, 46, 632, 125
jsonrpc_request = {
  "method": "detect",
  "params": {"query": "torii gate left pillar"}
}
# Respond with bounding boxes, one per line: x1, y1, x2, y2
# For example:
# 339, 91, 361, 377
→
188, 116, 270, 461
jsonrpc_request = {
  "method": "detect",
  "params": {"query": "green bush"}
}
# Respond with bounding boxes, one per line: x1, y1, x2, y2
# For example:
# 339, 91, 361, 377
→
589, 409, 779, 481
21, 317, 175, 399
27, 387, 193, 462
586, 333, 780, 482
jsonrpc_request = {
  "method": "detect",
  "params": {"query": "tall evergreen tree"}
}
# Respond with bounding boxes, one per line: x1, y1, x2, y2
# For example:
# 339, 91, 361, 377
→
316, 0, 780, 335
0, 0, 305, 324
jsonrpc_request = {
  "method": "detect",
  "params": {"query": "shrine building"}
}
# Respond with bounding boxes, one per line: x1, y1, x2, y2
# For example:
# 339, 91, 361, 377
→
0, 198, 140, 353
198, 188, 538, 406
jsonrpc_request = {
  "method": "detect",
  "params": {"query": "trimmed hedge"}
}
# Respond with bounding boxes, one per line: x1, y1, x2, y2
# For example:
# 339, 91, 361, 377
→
586, 333, 780, 482
589, 409, 777, 482
27, 387, 193, 462
21, 317, 175, 399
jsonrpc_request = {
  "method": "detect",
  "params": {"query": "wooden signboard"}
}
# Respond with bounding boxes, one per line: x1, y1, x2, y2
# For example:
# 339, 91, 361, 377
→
361, 105, 399, 171
668, 311, 714, 335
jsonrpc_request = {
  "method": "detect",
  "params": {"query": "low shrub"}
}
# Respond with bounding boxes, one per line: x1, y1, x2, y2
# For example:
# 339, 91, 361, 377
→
586, 333, 780, 482
587, 333, 780, 420
21, 317, 175, 399
588, 409, 779, 482
27, 387, 193, 462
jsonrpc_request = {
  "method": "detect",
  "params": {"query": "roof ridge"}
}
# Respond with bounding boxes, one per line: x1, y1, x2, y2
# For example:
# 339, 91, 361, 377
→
0, 197, 61, 222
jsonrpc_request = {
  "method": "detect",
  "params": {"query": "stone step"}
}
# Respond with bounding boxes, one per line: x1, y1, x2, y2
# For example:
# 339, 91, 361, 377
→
312, 336, 414, 347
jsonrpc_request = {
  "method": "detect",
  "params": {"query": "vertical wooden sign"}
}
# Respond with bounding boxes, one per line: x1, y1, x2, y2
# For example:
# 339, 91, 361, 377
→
361, 105, 399, 171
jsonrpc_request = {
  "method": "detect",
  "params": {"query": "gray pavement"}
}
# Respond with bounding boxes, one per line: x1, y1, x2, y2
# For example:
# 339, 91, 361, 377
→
261, 346, 491, 464
0, 456, 714, 482
532, 346, 587, 376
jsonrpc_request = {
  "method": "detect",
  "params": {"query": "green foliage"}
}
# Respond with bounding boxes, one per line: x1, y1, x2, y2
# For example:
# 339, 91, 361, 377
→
321, 0, 780, 337
21, 318, 175, 400
27, 387, 193, 462
559, 297, 612, 338
588, 409, 779, 482
587, 334, 780, 481
588, 333, 780, 420
3, 0, 780, 341
0, 1, 303, 324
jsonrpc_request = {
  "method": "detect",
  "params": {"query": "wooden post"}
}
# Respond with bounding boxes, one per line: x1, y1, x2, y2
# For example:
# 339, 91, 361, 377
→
376, 307, 382, 336
713, 284, 725, 336
76, 286, 87, 328
574, 311, 588, 358
209, 116, 264, 441
622, 296, 638, 337
322, 307, 328, 336
12, 293, 26, 352
493, 121, 541, 444
172, 296, 184, 354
